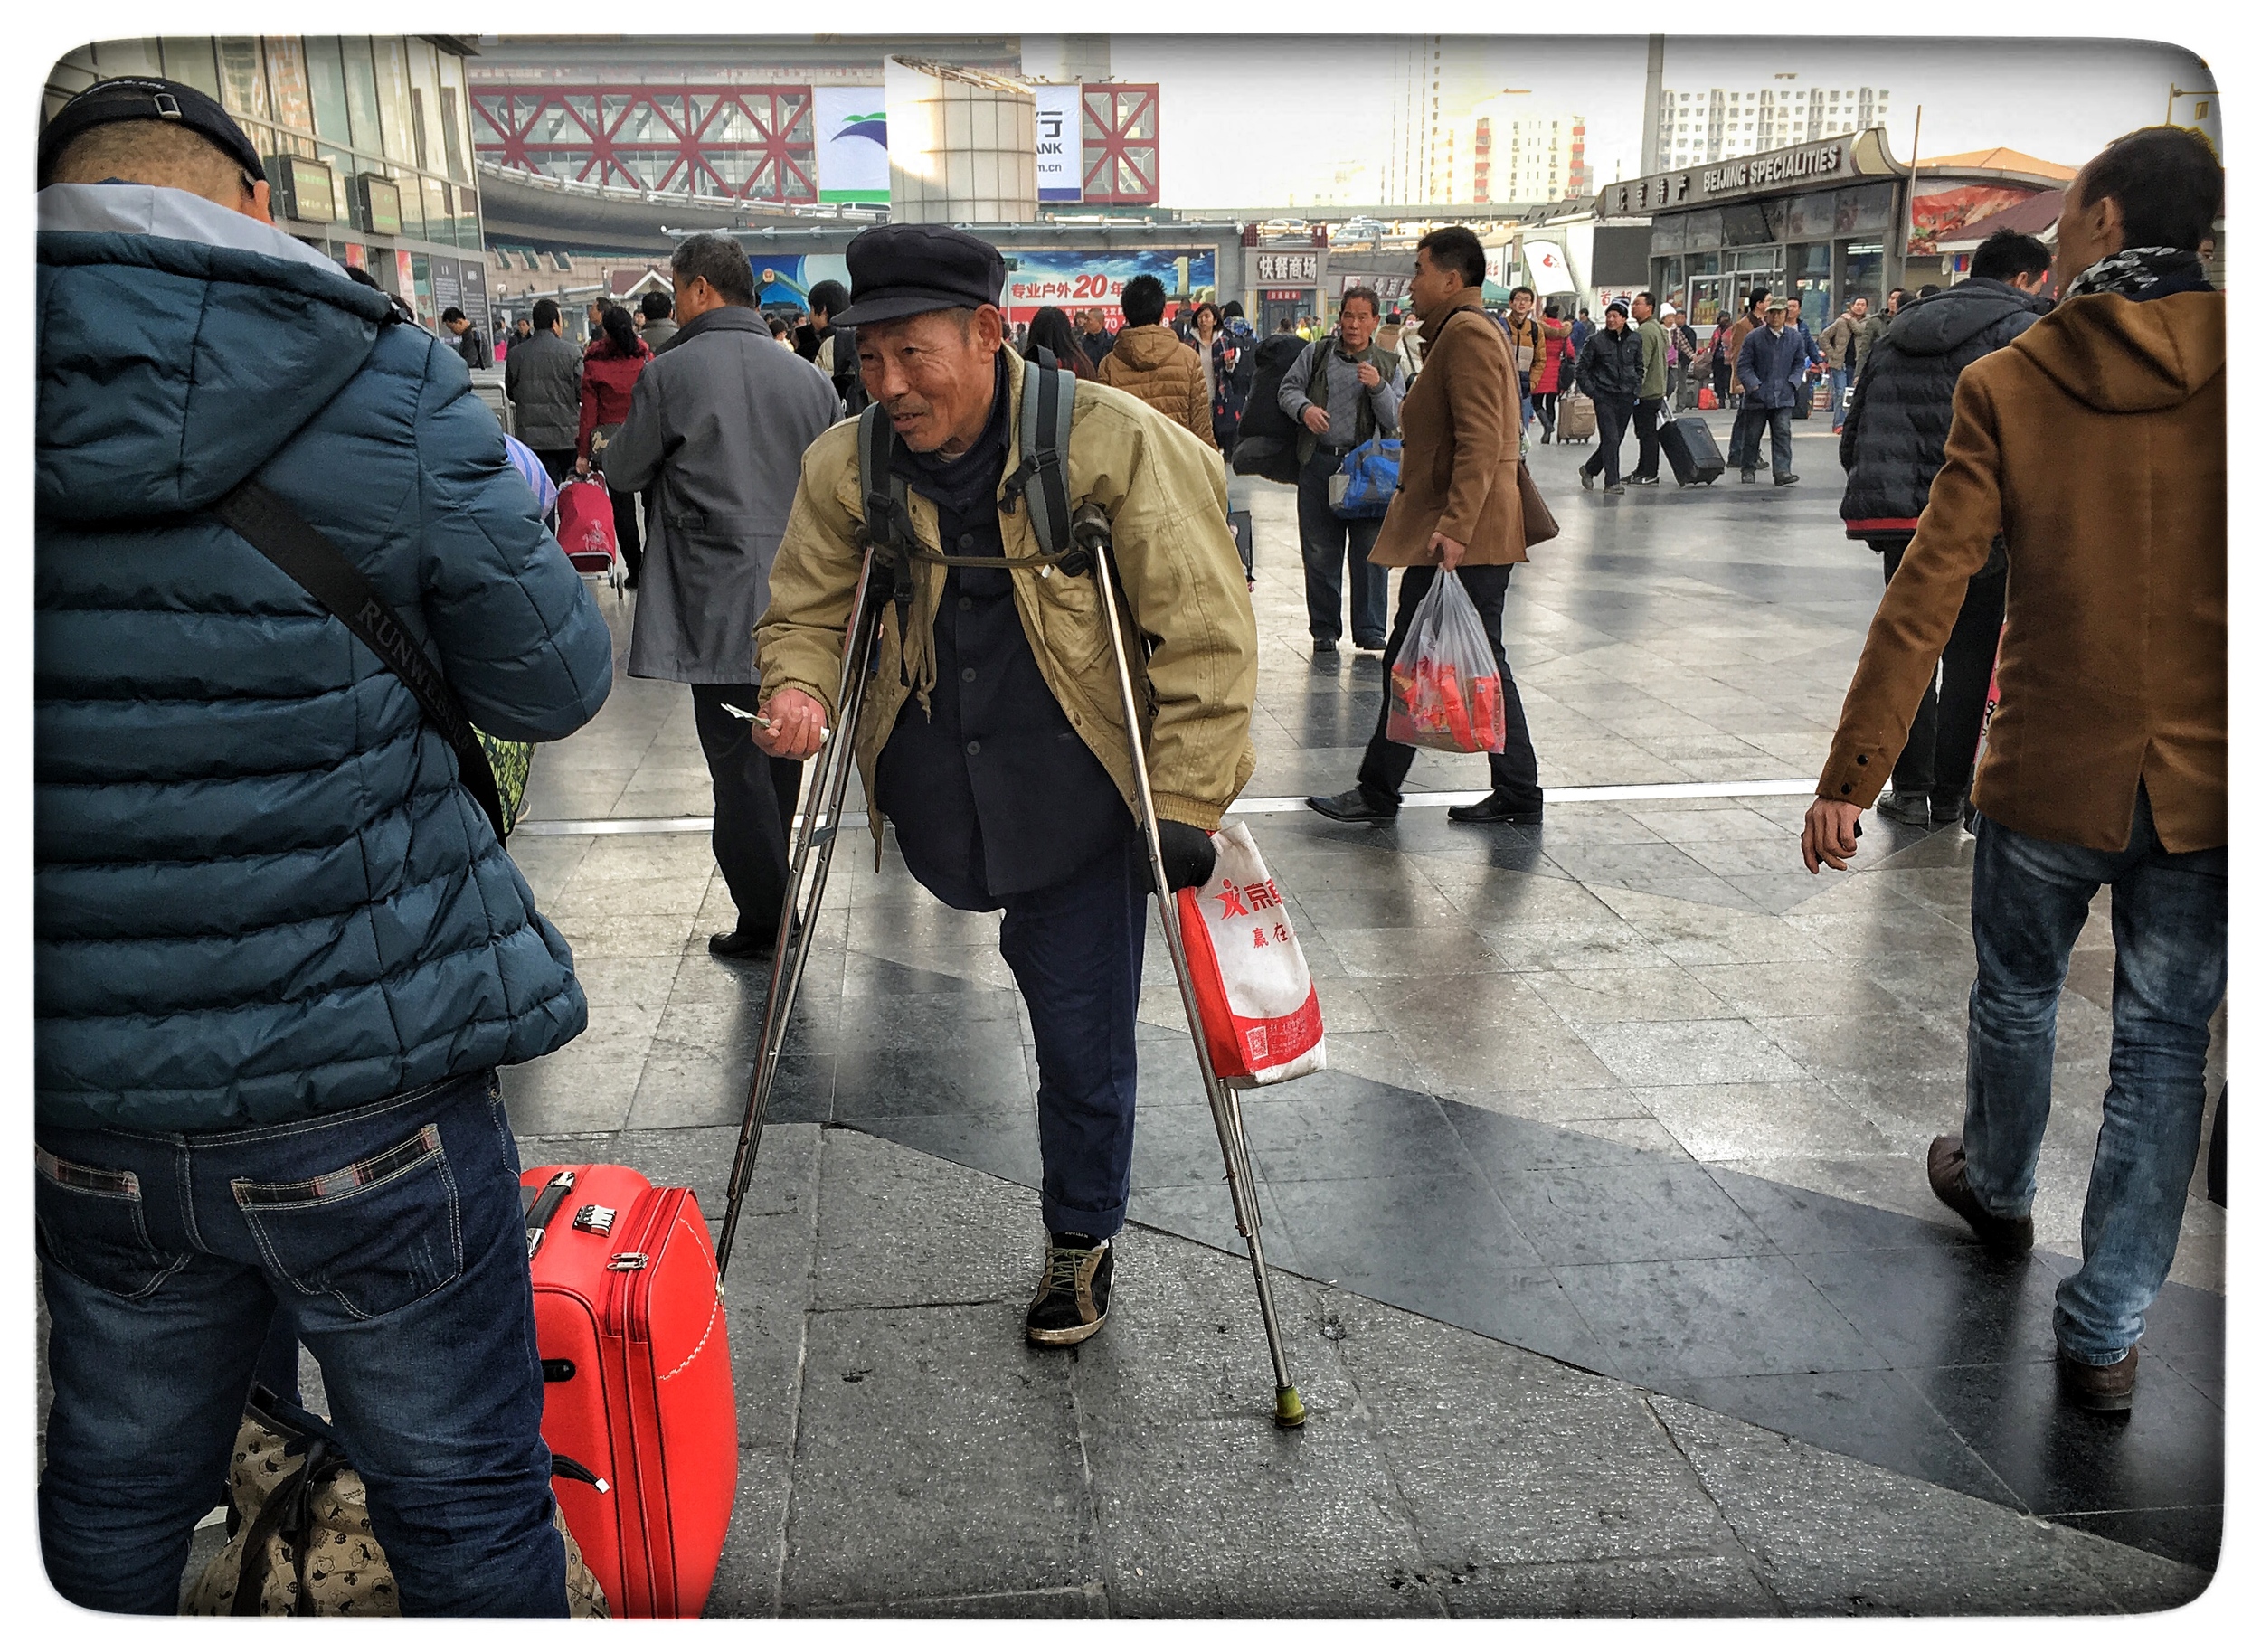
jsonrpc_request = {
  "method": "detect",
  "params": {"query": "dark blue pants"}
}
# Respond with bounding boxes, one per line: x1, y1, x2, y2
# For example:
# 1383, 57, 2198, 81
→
919, 827, 1149, 1240
1296, 449, 1388, 646
37, 1071, 565, 1616
1962, 788, 2227, 1364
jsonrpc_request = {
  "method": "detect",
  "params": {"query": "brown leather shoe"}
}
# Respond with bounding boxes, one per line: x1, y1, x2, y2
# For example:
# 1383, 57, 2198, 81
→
1926, 1135, 2034, 1251
2058, 1345, 2137, 1413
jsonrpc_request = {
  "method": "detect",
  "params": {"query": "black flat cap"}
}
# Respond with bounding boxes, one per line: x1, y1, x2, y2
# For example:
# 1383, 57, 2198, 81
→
833, 223, 1007, 326
39, 77, 266, 187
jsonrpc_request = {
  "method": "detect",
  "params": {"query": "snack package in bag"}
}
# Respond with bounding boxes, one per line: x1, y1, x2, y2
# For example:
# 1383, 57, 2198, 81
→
1386, 569, 1506, 754
1174, 823, 1326, 1088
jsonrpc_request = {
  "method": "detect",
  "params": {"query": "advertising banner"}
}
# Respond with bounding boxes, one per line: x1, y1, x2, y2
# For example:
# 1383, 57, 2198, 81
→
1522, 239, 1572, 294
1035, 85, 1082, 203
814, 87, 890, 203
1004, 248, 1217, 325
742, 252, 854, 312
1908, 183, 2037, 255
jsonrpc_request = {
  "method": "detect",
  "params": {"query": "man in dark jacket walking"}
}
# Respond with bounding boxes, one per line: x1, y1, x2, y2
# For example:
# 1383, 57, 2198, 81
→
603, 233, 842, 959
1839, 229, 2053, 828
34, 79, 614, 1616
504, 297, 583, 481
1575, 296, 1643, 493
442, 304, 490, 369
1732, 297, 1803, 484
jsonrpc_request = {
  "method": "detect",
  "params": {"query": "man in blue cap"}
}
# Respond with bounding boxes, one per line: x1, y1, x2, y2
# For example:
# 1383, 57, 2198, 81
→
752, 222, 1258, 1350
35, 78, 611, 1614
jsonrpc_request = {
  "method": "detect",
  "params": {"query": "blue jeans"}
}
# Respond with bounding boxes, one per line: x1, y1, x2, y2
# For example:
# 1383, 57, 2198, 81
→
1296, 449, 1388, 646
37, 1071, 565, 1616
1828, 365, 1849, 430
1961, 788, 2228, 1364
1729, 403, 1793, 476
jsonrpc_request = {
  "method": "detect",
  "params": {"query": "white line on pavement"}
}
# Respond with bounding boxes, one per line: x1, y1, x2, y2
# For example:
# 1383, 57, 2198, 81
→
513, 778, 1821, 836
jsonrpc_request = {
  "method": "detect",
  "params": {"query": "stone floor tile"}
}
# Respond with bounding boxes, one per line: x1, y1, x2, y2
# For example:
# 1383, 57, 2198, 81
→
1647, 1397, 2206, 1613
1638, 1081, 1895, 1163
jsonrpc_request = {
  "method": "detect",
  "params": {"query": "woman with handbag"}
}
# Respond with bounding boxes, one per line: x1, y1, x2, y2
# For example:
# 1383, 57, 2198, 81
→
576, 304, 652, 587
1529, 301, 1573, 442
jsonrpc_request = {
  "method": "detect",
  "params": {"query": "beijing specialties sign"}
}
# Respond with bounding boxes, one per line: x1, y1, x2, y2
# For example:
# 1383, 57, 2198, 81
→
1597, 136, 1851, 219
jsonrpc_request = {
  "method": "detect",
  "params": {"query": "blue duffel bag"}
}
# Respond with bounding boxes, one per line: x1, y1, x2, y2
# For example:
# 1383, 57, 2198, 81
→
1328, 435, 1401, 519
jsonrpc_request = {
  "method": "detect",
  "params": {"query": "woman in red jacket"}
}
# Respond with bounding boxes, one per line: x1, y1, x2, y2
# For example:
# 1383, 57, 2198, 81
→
577, 303, 653, 585
1529, 301, 1574, 444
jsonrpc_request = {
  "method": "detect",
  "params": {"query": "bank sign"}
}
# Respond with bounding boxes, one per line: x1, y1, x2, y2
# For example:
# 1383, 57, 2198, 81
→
1035, 85, 1082, 203
1598, 136, 1850, 218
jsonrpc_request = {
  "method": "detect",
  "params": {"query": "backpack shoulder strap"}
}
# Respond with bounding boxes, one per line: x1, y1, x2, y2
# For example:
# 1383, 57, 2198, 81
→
211, 481, 508, 845
1004, 359, 1075, 562
856, 401, 922, 617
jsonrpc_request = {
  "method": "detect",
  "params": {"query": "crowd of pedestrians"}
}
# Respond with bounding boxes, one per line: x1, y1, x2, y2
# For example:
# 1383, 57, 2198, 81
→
30, 68, 2227, 1616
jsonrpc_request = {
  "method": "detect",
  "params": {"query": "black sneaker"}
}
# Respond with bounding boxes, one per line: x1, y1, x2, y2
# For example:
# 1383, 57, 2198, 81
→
1310, 636, 1339, 656
1026, 1232, 1113, 1346
1774, 473, 1801, 486
1739, 469, 1757, 483
709, 926, 779, 960
1579, 468, 1594, 491
1876, 790, 1932, 828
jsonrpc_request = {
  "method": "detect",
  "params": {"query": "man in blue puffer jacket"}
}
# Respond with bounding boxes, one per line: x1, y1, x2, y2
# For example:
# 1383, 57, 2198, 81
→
34, 80, 613, 1616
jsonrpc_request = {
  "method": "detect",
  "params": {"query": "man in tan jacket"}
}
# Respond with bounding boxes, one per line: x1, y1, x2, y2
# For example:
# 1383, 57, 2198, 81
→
751, 223, 1256, 1352
1307, 226, 1542, 826
1092, 273, 1216, 447
1802, 127, 2224, 1415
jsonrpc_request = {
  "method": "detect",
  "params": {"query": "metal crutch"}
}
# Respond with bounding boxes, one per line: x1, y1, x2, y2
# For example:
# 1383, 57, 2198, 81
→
714, 548, 884, 1279
1071, 505, 1307, 1430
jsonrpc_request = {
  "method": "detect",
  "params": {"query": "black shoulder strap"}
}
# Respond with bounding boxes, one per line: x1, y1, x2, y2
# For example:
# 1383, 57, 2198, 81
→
213, 481, 509, 843
1009, 358, 1074, 562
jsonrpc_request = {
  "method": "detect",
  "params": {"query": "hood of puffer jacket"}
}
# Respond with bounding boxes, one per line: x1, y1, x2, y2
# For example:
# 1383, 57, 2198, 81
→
2011, 288, 2225, 414
1885, 278, 2047, 358
1108, 323, 1192, 372
37, 184, 394, 524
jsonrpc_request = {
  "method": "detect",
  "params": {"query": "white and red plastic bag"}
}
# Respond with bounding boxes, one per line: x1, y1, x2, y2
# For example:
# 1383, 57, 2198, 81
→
1386, 569, 1506, 754
1175, 822, 1326, 1087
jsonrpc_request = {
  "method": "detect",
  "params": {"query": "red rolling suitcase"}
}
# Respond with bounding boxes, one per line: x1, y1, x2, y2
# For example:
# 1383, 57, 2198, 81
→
522, 1164, 736, 1618
554, 478, 621, 579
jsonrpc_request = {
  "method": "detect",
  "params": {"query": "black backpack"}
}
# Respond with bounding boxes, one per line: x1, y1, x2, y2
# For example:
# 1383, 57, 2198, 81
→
1229, 334, 1313, 485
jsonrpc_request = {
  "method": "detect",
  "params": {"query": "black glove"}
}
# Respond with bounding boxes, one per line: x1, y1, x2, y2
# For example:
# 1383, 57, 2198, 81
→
1156, 821, 1218, 892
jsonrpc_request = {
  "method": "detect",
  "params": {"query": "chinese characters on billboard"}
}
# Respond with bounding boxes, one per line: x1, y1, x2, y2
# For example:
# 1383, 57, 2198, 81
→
1003, 248, 1219, 325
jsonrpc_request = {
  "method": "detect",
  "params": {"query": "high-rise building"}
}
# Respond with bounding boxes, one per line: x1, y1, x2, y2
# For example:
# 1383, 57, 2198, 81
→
1655, 80, 1889, 168
1443, 96, 1587, 205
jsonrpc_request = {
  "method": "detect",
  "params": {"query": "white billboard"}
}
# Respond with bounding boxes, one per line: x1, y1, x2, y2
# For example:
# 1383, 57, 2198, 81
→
1523, 239, 1573, 294
1035, 84, 1081, 203
814, 87, 889, 203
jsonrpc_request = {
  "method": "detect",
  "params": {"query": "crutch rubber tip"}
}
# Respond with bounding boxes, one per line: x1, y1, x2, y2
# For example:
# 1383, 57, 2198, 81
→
1274, 1385, 1307, 1429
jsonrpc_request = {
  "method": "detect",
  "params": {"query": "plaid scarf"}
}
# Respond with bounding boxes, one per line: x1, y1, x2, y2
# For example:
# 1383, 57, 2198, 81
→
2061, 245, 2205, 301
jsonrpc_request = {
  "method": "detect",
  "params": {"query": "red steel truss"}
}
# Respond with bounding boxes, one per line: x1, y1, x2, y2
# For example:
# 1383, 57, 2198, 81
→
471, 86, 818, 201
1080, 84, 1159, 204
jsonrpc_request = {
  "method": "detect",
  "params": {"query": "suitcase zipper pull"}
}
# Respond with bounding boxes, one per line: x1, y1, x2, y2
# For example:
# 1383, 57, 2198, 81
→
606, 1251, 649, 1271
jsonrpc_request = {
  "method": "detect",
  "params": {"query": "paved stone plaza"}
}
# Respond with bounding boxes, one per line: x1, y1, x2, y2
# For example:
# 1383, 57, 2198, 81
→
491, 410, 2220, 1612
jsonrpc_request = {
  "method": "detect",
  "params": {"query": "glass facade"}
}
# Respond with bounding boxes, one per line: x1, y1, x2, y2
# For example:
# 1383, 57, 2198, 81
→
1651, 178, 1904, 331
46, 38, 487, 331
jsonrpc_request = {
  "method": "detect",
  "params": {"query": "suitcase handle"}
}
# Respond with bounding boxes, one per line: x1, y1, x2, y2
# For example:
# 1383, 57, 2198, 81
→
525, 1168, 577, 1259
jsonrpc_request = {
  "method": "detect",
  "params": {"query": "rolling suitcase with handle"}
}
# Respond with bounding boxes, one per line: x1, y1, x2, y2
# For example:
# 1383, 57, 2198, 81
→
1556, 388, 1596, 442
1659, 415, 1726, 486
523, 1163, 737, 1618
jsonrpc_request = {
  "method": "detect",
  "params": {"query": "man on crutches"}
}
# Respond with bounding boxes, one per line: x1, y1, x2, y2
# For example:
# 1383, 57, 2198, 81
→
750, 223, 1260, 1354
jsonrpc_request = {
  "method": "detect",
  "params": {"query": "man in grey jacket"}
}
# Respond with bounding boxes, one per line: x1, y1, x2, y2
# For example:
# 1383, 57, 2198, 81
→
1279, 286, 1405, 653
503, 297, 582, 482
604, 233, 842, 958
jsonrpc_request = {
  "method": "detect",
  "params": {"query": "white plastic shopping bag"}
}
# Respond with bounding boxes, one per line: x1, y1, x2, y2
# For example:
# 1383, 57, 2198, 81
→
1174, 822, 1326, 1087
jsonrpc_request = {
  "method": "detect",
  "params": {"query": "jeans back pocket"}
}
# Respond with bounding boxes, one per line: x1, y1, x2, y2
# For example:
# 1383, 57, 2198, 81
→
234, 1123, 465, 1321
35, 1145, 175, 1300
